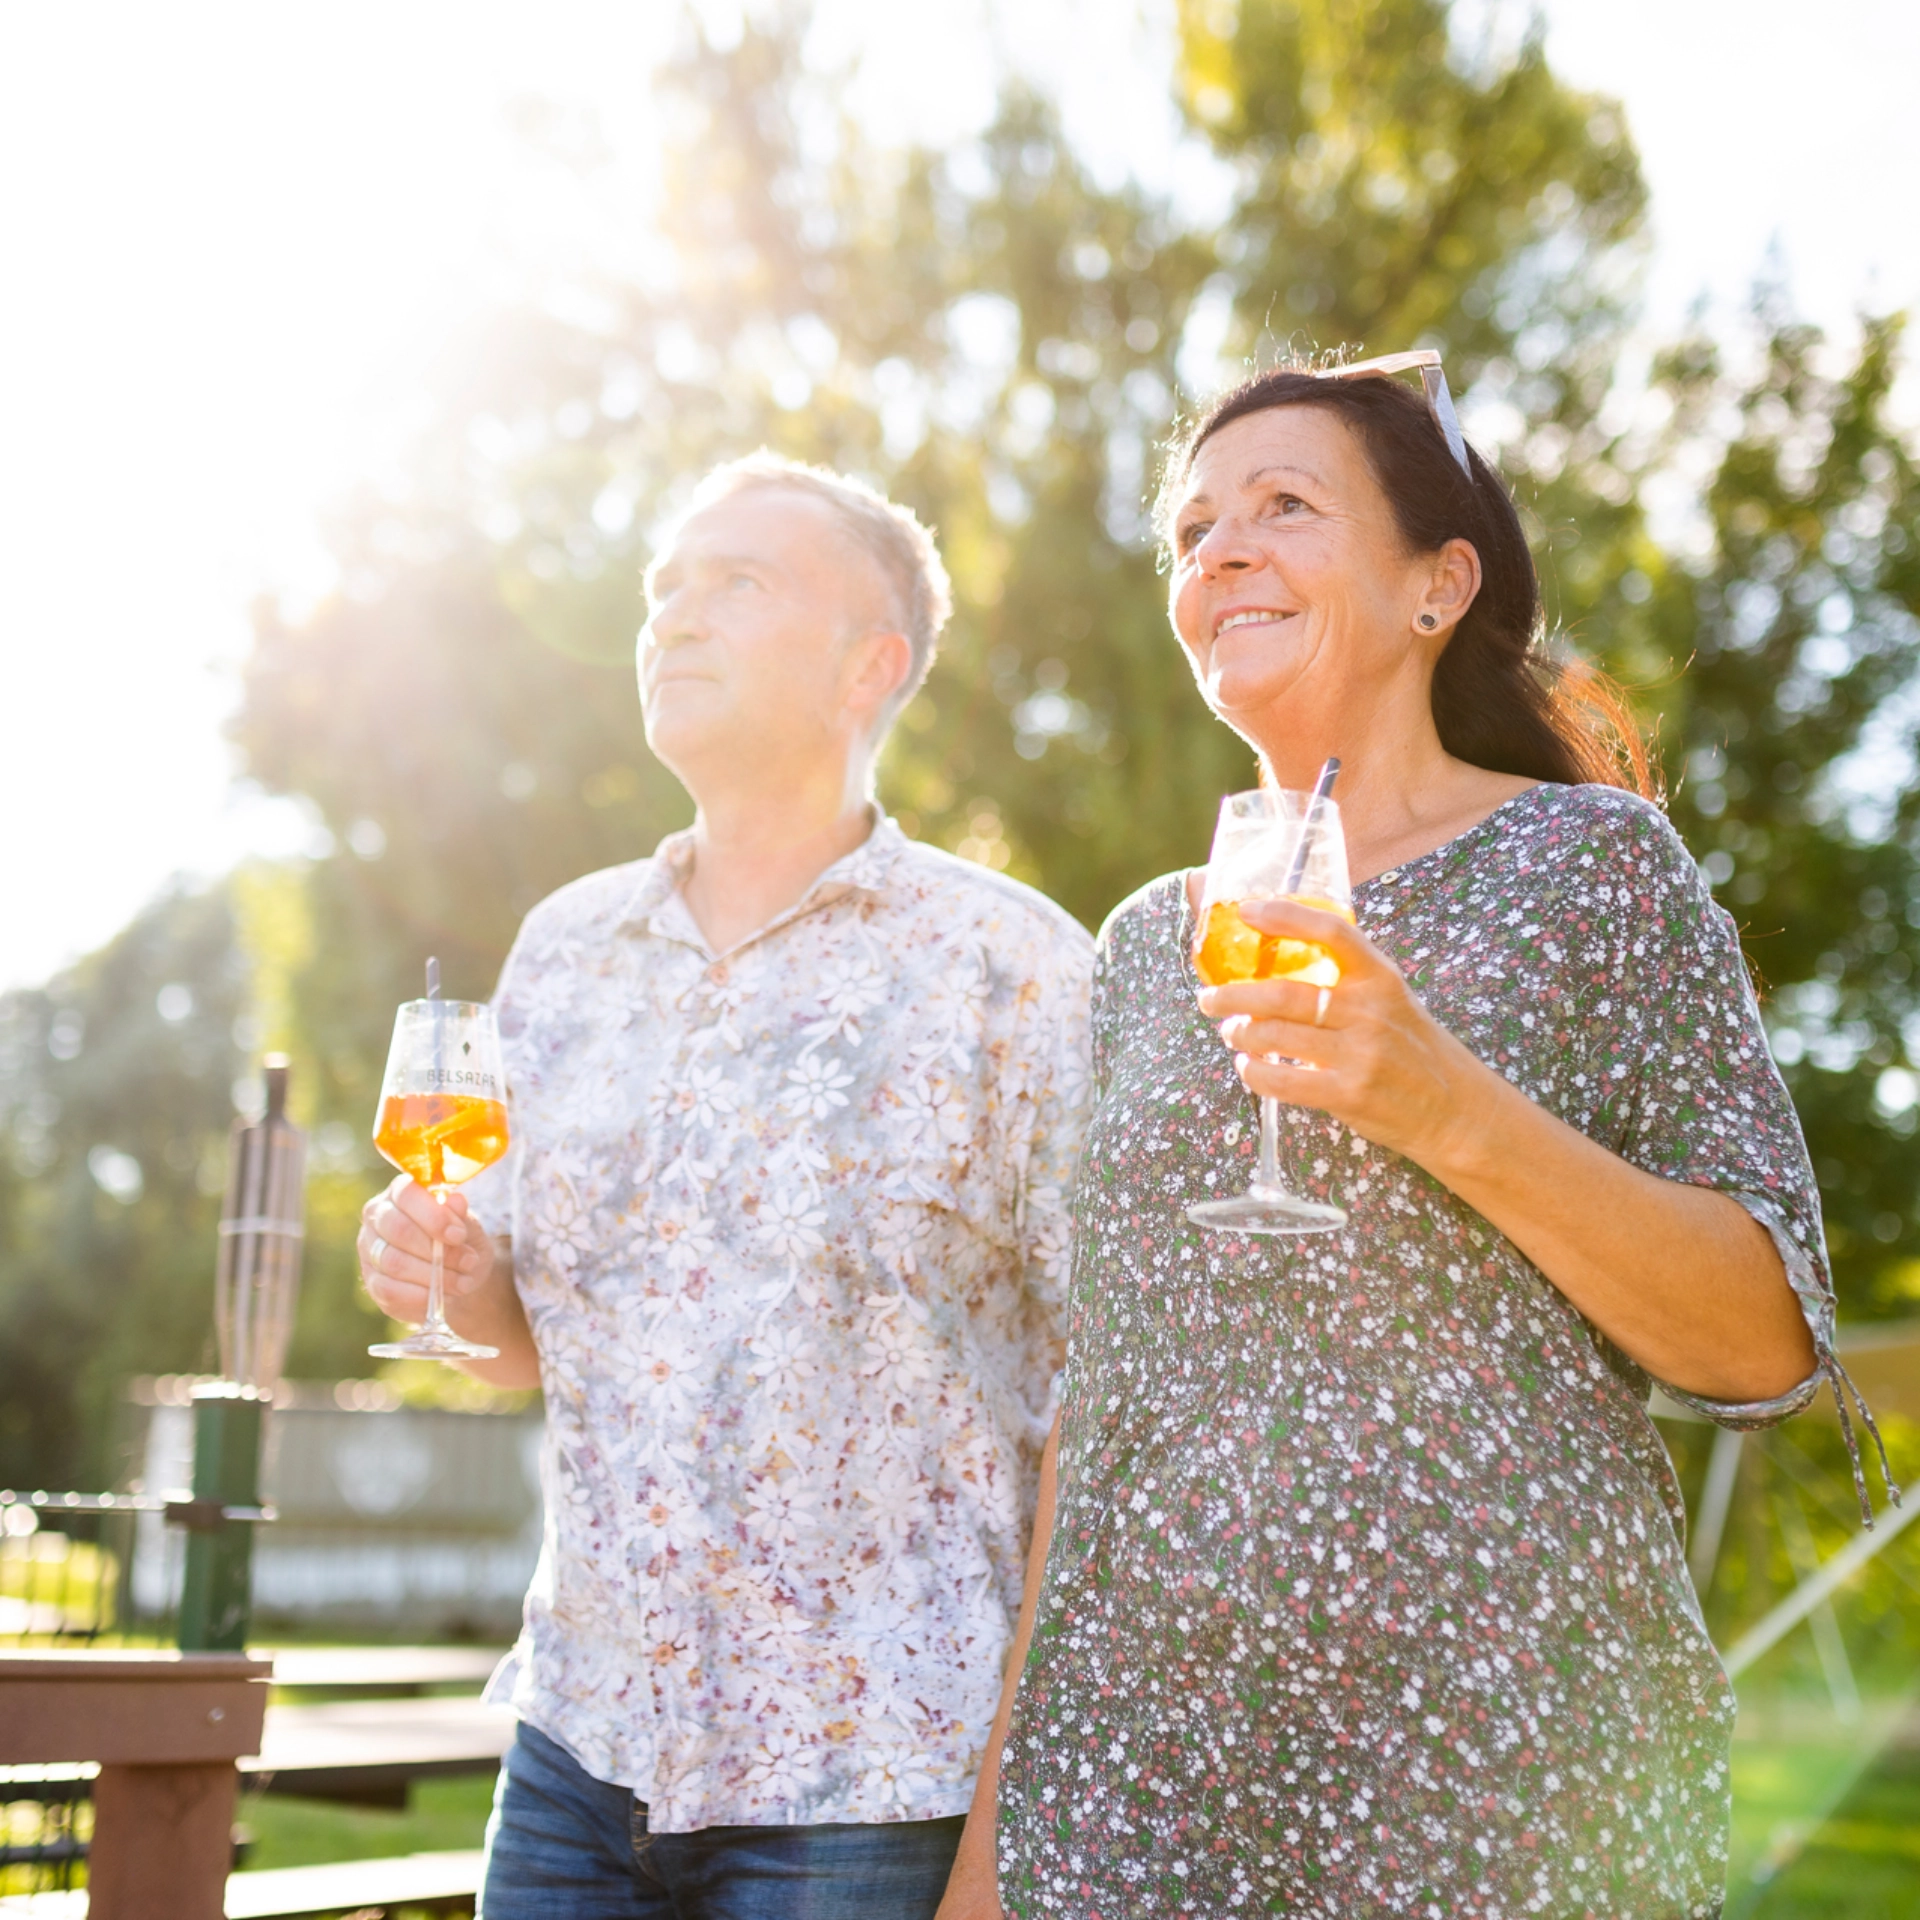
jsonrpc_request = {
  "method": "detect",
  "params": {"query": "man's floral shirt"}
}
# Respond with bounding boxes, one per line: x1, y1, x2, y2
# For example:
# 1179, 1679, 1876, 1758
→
468, 815, 1093, 1832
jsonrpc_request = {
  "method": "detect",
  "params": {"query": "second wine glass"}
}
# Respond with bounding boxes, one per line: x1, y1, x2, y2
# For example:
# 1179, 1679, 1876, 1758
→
1187, 786, 1353, 1236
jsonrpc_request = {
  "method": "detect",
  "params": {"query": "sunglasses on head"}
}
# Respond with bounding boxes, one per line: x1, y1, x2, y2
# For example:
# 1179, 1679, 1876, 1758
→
1312, 350, 1472, 479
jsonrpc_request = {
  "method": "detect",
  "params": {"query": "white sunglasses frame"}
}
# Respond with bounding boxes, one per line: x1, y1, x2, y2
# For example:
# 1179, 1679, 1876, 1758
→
1312, 349, 1472, 478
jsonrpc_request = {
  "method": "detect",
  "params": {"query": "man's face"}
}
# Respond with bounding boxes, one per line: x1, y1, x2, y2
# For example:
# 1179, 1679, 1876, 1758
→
640, 487, 895, 781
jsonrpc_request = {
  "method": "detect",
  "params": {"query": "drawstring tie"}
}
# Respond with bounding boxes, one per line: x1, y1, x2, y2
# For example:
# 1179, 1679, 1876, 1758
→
1822, 1348, 1903, 1528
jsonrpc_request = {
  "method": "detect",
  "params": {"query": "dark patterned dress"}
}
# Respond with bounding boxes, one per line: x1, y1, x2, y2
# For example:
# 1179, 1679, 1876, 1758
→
998, 783, 1842, 1920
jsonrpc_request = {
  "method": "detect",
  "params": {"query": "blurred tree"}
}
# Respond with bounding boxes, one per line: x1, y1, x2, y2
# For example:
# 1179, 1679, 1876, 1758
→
0, 868, 408, 1487
15, 0, 1919, 1476
235, 0, 1649, 933
1643, 310, 1920, 1314
0, 885, 246, 1489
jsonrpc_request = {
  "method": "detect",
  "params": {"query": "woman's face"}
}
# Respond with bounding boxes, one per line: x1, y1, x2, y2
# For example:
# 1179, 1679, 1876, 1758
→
1167, 404, 1454, 734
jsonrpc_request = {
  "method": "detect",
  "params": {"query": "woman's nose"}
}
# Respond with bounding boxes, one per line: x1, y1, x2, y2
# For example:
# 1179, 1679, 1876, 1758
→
1191, 516, 1260, 575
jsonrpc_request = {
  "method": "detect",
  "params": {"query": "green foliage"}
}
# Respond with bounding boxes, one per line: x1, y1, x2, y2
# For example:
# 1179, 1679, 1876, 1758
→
10, 1, 1920, 1485
0, 885, 244, 1488
1643, 313, 1920, 1310
235, 0, 1653, 932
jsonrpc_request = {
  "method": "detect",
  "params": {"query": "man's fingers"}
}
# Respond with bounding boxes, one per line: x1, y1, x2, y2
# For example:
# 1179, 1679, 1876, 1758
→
363, 1184, 483, 1278
386, 1175, 469, 1244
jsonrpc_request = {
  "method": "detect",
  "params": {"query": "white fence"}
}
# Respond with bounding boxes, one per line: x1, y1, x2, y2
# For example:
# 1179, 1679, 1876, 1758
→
130, 1377, 544, 1636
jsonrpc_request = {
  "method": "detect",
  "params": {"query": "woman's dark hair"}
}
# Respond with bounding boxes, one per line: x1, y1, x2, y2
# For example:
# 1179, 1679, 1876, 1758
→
1158, 365, 1653, 796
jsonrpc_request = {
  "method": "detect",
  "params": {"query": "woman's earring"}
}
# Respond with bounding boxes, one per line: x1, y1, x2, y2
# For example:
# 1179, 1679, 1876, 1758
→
1418, 613, 1438, 630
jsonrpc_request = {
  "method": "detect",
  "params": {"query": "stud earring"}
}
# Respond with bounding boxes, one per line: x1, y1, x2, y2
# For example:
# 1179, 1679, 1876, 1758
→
1418, 613, 1438, 630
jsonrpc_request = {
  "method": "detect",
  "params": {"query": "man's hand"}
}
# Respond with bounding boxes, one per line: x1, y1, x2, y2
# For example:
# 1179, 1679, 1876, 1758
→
358, 1175, 494, 1323
357, 1176, 542, 1388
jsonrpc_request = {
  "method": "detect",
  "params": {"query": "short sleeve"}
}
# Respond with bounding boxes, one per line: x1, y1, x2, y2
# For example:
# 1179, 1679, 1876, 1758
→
1005, 931, 1095, 1340
1603, 804, 1833, 1430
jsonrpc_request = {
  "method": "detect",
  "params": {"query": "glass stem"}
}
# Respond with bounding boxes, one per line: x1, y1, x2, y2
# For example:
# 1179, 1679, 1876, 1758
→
422, 1185, 453, 1336
1256, 1096, 1282, 1193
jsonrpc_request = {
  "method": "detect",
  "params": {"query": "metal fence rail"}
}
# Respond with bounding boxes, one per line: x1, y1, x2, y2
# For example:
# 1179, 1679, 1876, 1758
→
0, 1493, 179, 1898
0, 1492, 180, 1651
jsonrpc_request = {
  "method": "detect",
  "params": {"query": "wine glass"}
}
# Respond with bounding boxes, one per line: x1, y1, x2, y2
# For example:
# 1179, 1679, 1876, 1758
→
368, 983, 510, 1361
1187, 785, 1353, 1236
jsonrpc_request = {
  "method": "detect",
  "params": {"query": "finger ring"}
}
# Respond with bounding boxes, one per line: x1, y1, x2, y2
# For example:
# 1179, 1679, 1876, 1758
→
368, 1234, 388, 1271
1314, 986, 1332, 1028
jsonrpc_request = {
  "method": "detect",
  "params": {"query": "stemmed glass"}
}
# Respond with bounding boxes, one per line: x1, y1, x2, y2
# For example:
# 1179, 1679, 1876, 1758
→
368, 964, 510, 1361
1187, 781, 1353, 1236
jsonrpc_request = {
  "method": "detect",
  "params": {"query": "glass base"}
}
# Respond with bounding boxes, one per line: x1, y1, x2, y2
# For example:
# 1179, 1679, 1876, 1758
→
369, 1330, 500, 1361
1187, 1186, 1346, 1235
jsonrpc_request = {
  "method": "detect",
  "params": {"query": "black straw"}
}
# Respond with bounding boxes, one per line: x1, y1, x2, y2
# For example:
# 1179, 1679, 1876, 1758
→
1282, 758, 1342, 895
425, 956, 441, 1001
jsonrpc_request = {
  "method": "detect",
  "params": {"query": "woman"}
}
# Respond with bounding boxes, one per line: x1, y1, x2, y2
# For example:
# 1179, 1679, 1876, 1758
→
938, 360, 1885, 1918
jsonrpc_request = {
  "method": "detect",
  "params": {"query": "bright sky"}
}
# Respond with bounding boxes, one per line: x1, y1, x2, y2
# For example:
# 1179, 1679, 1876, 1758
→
2, 0, 1918, 991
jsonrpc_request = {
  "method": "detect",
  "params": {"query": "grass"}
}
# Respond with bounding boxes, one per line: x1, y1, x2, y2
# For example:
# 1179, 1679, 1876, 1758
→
0, 1535, 119, 1635
237, 1772, 496, 1873
1726, 1679, 1920, 1918
1739, 1742, 1920, 1917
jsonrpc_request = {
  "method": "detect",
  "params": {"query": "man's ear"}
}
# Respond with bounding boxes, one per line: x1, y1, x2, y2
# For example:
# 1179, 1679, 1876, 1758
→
842, 627, 914, 729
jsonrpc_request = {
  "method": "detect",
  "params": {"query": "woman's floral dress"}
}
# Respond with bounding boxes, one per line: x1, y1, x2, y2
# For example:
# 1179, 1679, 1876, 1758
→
998, 783, 1843, 1919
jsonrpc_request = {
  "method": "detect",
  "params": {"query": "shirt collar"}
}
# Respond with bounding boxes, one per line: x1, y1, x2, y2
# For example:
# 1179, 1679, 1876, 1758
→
618, 807, 910, 953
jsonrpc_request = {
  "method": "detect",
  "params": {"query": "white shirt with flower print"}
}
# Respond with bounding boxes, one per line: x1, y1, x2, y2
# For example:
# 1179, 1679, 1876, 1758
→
468, 814, 1093, 1832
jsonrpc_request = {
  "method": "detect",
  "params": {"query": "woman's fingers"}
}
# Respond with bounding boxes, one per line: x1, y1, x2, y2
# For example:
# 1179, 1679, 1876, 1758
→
1237, 895, 1379, 972
1235, 1054, 1336, 1107
1198, 975, 1335, 1029
1221, 1015, 1341, 1067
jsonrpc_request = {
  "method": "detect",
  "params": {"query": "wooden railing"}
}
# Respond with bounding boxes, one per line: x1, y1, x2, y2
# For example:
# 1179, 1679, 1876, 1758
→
0, 1650, 271, 1919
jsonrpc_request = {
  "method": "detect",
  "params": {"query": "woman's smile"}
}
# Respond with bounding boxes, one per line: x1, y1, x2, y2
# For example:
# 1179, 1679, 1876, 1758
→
1211, 605, 1297, 639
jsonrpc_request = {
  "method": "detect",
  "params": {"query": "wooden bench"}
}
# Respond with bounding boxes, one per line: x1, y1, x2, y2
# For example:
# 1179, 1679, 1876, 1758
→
0, 1650, 270, 1920
259, 1645, 505, 1696
245, 1692, 515, 1807
0, 1648, 509, 1914
0, 1848, 485, 1919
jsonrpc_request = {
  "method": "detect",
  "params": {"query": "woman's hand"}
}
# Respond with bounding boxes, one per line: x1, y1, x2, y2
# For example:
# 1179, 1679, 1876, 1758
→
357, 1176, 543, 1388
1195, 896, 1494, 1169
1195, 897, 1814, 1402
934, 1840, 1005, 1920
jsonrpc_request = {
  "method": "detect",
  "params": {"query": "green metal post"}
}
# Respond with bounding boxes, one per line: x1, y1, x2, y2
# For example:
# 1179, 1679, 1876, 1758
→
177, 1384, 265, 1651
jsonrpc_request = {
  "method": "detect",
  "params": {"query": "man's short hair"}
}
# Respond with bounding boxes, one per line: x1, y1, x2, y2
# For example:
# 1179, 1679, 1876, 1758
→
657, 451, 952, 735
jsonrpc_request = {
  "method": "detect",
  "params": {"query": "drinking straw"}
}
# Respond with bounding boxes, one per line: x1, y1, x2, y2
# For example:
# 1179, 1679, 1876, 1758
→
426, 956, 441, 1000
1283, 757, 1341, 895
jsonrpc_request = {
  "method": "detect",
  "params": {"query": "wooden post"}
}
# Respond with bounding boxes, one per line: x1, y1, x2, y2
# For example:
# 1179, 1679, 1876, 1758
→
90, 1762, 240, 1917
0, 1649, 270, 1920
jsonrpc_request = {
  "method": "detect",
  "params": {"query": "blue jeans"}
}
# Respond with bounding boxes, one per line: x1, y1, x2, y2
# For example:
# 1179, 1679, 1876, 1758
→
480, 1722, 966, 1920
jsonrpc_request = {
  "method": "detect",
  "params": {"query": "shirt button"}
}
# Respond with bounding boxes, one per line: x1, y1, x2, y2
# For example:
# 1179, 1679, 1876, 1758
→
707, 962, 729, 985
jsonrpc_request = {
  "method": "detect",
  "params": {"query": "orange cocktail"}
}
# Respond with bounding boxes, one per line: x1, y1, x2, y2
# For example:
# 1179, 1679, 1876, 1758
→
1192, 896, 1355, 991
373, 1092, 510, 1190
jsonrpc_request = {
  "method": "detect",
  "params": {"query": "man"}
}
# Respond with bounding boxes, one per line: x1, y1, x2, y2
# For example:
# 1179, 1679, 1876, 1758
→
358, 453, 1092, 1917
